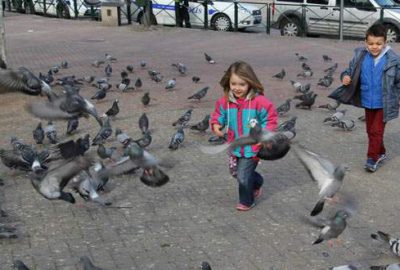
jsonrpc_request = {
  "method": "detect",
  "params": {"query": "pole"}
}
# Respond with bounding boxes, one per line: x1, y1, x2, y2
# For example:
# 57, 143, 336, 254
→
0, 0, 6, 67
339, 0, 343, 41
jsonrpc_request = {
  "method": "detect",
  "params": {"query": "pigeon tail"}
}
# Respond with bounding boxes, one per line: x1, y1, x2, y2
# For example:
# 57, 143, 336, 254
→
59, 192, 76, 204
312, 237, 323, 245
371, 231, 390, 243
311, 200, 325, 216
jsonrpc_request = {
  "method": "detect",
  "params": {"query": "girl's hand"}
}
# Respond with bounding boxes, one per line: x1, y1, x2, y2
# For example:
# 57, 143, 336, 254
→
342, 75, 351, 86
213, 124, 224, 137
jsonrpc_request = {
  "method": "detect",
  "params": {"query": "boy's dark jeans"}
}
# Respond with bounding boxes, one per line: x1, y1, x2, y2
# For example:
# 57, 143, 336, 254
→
237, 157, 263, 206
365, 108, 386, 161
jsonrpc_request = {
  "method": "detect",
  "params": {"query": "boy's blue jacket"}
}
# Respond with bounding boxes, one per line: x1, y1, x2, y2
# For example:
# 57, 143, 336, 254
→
341, 47, 400, 122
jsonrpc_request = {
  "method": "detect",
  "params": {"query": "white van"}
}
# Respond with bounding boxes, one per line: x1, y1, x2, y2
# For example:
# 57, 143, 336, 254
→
130, 0, 262, 31
271, 0, 400, 42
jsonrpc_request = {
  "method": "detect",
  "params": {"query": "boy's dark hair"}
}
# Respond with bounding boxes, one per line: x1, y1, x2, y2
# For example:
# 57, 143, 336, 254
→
365, 23, 387, 41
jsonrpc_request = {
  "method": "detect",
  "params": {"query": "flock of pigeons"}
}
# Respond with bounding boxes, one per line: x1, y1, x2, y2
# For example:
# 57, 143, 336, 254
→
0, 49, 398, 269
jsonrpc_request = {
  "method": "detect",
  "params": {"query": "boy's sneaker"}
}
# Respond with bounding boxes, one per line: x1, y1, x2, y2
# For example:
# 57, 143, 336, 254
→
377, 153, 387, 163
365, 158, 378, 172
254, 187, 263, 200
236, 203, 255, 211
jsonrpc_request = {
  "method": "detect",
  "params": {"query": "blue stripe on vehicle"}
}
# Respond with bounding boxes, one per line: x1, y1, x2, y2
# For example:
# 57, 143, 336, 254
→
208, 9, 215, 15
152, 3, 175, 11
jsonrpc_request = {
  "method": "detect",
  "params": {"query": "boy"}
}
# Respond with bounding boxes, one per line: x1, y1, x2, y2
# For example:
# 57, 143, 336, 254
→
341, 23, 400, 172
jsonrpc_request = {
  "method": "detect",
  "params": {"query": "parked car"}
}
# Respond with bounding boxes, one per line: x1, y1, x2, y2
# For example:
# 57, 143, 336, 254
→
271, 0, 400, 42
11, 0, 100, 18
130, 0, 262, 31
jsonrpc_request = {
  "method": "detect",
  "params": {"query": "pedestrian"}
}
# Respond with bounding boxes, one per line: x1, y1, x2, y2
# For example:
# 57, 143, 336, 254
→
210, 61, 278, 211
175, 0, 191, 28
338, 23, 400, 172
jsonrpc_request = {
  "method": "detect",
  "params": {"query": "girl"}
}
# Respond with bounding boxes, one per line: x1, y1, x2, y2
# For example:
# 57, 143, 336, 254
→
210, 61, 278, 211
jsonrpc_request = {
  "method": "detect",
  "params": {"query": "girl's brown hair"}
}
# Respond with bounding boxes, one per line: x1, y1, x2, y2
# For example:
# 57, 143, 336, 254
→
219, 61, 264, 98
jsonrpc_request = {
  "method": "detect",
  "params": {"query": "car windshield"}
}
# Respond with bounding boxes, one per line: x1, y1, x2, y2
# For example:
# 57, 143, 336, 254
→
375, 0, 396, 6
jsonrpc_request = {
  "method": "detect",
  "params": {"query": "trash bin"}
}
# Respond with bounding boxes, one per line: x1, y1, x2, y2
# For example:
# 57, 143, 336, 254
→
101, 0, 123, 26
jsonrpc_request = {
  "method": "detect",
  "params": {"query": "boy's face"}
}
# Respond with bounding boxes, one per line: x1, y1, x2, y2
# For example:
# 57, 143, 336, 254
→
365, 35, 386, 57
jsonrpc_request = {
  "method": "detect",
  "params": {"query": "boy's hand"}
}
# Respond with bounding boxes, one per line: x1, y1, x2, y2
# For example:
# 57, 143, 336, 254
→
213, 124, 224, 137
342, 75, 351, 86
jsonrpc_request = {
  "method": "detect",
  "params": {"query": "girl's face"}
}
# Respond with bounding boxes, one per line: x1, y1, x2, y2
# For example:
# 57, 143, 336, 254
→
230, 73, 250, 99
365, 35, 386, 58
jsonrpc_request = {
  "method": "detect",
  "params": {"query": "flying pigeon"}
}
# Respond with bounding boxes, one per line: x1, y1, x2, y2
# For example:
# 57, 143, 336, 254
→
204, 52, 216, 64
312, 210, 349, 245
29, 154, 93, 203
169, 127, 185, 150
272, 69, 286, 79
371, 231, 400, 257
188, 86, 209, 101
172, 109, 193, 127
292, 144, 347, 216
33, 122, 45, 144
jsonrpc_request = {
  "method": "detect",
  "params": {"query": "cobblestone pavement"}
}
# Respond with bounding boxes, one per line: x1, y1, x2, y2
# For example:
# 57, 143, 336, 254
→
1, 13, 400, 270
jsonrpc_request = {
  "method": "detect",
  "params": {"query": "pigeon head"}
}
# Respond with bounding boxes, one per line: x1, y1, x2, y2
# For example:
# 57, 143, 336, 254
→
334, 164, 348, 181
115, 128, 122, 136
335, 210, 350, 220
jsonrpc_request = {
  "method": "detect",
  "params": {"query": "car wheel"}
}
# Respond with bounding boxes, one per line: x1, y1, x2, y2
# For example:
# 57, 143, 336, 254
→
280, 17, 302, 37
385, 24, 399, 43
211, 14, 231, 32
56, 4, 71, 19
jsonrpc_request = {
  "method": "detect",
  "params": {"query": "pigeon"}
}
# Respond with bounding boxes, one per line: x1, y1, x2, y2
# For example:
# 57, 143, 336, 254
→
0, 225, 18, 239
295, 93, 317, 109
202, 261, 212, 270
169, 127, 185, 150
79, 256, 104, 270
318, 76, 334, 87
318, 100, 341, 112
141, 92, 150, 106
302, 62, 312, 71
371, 231, 400, 257
0, 66, 51, 95
56, 75, 83, 87
140, 60, 147, 68
312, 210, 349, 245
133, 131, 152, 148
323, 54, 333, 62
66, 117, 79, 135
297, 70, 313, 78
120, 70, 128, 80
61, 60, 68, 69
104, 99, 119, 118
97, 144, 117, 160
204, 52, 216, 64
172, 109, 193, 127
29, 154, 93, 203
188, 86, 209, 101
91, 88, 107, 101
13, 260, 30, 270
295, 53, 308, 61
172, 62, 187, 75
292, 144, 347, 216
294, 91, 314, 101
39, 70, 54, 84
80, 75, 95, 83
165, 78, 176, 90
331, 119, 355, 131
26, 85, 102, 126
138, 113, 149, 133
0, 147, 47, 172
104, 64, 112, 77
290, 80, 310, 93
135, 78, 142, 88
189, 114, 210, 132
50, 65, 59, 74
277, 116, 297, 132
192, 76, 200, 83
126, 65, 134, 73
33, 122, 45, 144
92, 60, 105, 68
45, 121, 58, 144
92, 117, 112, 145
116, 79, 132, 92
330, 265, 358, 270
272, 69, 286, 79
208, 133, 227, 145
370, 264, 400, 270
105, 53, 117, 62
358, 115, 366, 122
325, 63, 339, 73
323, 109, 347, 123
46, 135, 90, 162
115, 128, 132, 146
151, 73, 163, 83
276, 98, 291, 116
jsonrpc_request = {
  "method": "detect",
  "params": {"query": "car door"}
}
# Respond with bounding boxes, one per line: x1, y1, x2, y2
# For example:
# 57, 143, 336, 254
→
339, 0, 377, 38
306, 0, 340, 35
151, 0, 176, 25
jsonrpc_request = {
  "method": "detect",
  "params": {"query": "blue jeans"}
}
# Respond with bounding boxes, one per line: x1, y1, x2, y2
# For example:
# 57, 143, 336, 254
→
236, 157, 264, 206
